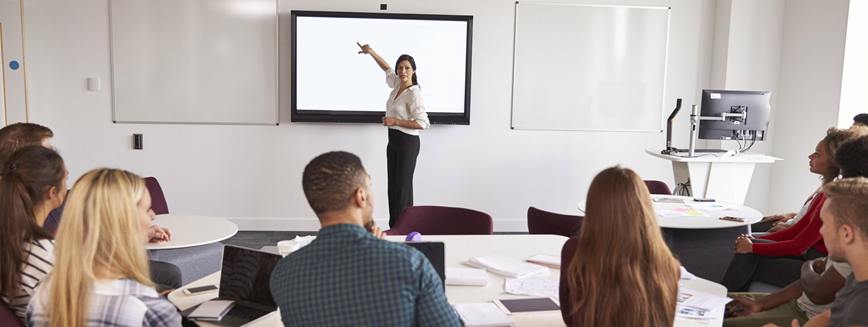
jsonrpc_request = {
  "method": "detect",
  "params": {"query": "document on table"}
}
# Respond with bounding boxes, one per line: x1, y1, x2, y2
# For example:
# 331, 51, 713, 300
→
446, 268, 489, 286
504, 278, 559, 298
685, 202, 741, 211
680, 266, 696, 280
656, 208, 709, 217
453, 303, 513, 327
675, 287, 732, 321
465, 254, 550, 279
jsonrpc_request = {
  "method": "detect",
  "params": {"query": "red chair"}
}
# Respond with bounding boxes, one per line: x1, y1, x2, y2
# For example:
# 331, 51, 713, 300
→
644, 180, 672, 195
527, 207, 583, 237
1, 300, 23, 327
144, 177, 170, 215
386, 206, 493, 235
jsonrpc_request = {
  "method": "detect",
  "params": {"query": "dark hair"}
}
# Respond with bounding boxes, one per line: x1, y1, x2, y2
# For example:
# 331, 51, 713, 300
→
302, 151, 367, 214
0, 146, 64, 302
822, 126, 868, 183
854, 113, 868, 126
395, 54, 419, 88
836, 136, 868, 178
0, 123, 53, 166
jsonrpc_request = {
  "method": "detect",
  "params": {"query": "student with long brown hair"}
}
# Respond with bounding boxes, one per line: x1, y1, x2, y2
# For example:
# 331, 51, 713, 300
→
559, 166, 680, 327
0, 146, 67, 323
27, 169, 180, 327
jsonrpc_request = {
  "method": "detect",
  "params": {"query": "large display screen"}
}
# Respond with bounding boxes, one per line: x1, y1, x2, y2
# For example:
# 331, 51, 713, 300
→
291, 11, 473, 124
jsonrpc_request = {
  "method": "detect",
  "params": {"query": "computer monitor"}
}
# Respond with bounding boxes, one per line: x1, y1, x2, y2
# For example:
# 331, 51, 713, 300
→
699, 90, 771, 141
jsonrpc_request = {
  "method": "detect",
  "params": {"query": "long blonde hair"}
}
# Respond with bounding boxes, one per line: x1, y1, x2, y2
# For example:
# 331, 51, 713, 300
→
567, 166, 679, 326
43, 169, 152, 327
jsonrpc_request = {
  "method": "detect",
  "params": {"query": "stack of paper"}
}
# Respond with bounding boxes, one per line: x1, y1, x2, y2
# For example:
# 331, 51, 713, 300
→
465, 254, 550, 279
675, 287, 732, 322
526, 254, 561, 269
453, 303, 513, 327
686, 202, 741, 211
446, 268, 489, 286
656, 208, 709, 217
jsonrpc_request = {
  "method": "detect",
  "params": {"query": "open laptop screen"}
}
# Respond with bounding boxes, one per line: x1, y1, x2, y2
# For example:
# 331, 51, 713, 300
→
219, 245, 282, 308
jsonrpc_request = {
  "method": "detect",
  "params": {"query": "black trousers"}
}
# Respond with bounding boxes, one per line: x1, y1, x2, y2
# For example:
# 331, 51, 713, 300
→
387, 129, 420, 227
150, 260, 182, 293
720, 239, 825, 292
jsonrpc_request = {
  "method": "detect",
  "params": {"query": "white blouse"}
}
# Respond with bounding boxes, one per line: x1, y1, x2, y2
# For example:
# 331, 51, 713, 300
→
385, 68, 430, 136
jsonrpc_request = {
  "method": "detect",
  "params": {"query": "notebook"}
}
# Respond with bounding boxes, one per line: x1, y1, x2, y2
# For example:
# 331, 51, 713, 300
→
465, 254, 550, 279
526, 254, 561, 269
453, 303, 513, 327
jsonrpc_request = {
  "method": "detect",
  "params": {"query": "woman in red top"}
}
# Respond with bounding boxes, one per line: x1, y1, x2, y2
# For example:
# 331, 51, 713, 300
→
721, 126, 868, 292
560, 166, 680, 327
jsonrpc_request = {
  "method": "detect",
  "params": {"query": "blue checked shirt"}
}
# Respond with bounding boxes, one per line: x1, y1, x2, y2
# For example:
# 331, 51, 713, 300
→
270, 224, 460, 327
27, 278, 181, 327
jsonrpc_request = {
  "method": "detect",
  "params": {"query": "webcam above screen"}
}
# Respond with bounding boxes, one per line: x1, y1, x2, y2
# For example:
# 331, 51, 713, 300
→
290, 11, 473, 125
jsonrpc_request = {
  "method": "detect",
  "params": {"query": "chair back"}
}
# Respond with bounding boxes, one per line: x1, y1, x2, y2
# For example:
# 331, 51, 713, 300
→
386, 206, 493, 235
527, 207, 583, 237
144, 177, 170, 215
0, 300, 23, 327
644, 180, 672, 195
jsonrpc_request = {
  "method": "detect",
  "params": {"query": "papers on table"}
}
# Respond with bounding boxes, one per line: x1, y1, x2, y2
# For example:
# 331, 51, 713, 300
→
453, 303, 513, 327
446, 268, 489, 286
680, 266, 697, 280
656, 208, 709, 217
504, 278, 559, 298
676, 287, 732, 322
686, 202, 741, 212
525, 254, 561, 269
465, 254, 550, 279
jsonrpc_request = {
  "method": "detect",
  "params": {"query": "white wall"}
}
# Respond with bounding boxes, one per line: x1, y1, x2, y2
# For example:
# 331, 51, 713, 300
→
24, 0, 718, 231
768, 0, 850, 214
838, 0, 868, 128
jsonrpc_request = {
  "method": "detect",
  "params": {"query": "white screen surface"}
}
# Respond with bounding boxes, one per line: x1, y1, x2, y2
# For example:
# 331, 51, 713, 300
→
294, 16, 468, 114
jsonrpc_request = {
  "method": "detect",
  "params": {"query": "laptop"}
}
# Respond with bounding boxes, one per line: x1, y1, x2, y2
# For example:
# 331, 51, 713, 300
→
180, 245, 282, 327
403, 241, 445, 290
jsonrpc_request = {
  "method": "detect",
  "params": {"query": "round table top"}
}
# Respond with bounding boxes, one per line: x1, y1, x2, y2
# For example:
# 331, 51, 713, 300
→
578, 195, 762, 229
146, 214, 238, 250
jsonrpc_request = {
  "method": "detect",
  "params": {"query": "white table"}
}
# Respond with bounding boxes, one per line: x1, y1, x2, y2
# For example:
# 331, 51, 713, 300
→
146, 214, 238, 250
578, 195, 762, 229
646, 148, 781, 205
169, 235, 726, 327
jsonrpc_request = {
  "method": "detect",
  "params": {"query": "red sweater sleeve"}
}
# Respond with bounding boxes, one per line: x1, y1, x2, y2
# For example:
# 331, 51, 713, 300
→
560, 238, 581, 327
754, 193, 827, 256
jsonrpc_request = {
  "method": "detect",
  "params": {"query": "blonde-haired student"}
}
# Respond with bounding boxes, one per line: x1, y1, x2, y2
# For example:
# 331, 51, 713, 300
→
27, 169, 180, 327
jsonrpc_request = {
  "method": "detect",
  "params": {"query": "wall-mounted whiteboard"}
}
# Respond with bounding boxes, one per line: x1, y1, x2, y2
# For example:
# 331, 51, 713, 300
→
109, 0, 278, 125
511, 3, 670, 131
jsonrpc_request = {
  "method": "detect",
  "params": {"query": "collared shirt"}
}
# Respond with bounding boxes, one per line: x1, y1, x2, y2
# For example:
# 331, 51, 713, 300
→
385, 68, 430, 136
270, 224, 460, 327
1, 239, 53, 324
42, 207, 62, 235
27, 278, 181, 327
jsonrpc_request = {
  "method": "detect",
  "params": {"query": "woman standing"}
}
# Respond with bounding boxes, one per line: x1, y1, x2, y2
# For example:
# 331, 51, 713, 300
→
560, 166, 680, 327
357, 42, 431, 227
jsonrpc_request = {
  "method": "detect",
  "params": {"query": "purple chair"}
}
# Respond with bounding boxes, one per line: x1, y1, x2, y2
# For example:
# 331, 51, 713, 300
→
144, 177, 170, 215
0, 301, 23, 327
527, 207, 583, 237
386, 206, 493, 235
644, 180, 672, 195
